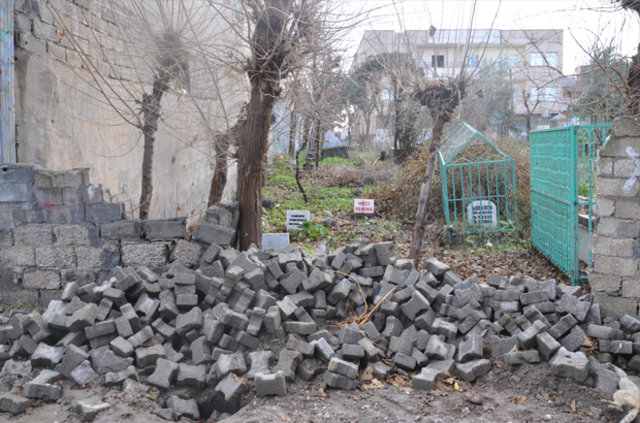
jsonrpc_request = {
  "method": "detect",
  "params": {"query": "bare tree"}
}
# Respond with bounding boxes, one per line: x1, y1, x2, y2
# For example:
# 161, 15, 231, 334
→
232, 0, 325, 250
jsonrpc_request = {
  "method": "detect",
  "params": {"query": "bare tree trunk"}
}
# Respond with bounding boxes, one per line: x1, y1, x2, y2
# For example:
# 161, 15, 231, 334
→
303, 119, 318, 170
237, 82, 276, 250
208, 135, 229, 206
139, 70, 170, 220
409, 117, 446, 260
314, 119, 322, 167
288, 109, 297, 156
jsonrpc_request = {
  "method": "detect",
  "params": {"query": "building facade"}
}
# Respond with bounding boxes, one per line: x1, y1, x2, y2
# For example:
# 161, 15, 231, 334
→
351, 29, 570, 140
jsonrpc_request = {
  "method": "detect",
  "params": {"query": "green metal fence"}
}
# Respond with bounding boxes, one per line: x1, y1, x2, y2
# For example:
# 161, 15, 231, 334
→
529, 124, 610, 285
439, 123, 518, 242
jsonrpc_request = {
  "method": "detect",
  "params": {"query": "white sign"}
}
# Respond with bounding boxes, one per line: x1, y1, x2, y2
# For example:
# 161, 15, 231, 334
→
466, 200, 498, 228
286, 210, 310, 232
354, 199, 375, 214
262, 233, 290, 251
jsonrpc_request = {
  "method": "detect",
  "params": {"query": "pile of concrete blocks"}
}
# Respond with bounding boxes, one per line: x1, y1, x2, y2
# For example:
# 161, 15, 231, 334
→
0, 229, 638, 420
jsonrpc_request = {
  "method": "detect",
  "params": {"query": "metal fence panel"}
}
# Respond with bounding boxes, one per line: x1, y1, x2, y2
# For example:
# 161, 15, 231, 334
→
530, 126, 578, 282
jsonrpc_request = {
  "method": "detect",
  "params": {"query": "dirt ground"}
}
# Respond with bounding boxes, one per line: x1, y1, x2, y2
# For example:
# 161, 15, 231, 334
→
2, 363, 628, 423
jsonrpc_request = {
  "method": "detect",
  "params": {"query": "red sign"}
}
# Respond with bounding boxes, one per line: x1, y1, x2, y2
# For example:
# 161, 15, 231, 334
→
354, 199, 374, 214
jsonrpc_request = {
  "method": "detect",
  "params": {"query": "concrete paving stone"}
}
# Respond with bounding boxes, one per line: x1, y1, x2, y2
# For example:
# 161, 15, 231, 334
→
423, 258, 449, 277
517, 320, 548, 349
587, 324, 616, 339
504, 350, 540, 365
294, 306, 315, 323
536, 332, 561, 361
23, 311, 51, 343
84, 320, 116, 340
114, 316, 134, 339
191, 336, 212, 365
282, 321, 317, 335
55, 345, 88, 378
550, 347, 589, 382
488, 335, 518, 358
621, 314, 640, 333
134, 344, 165, 369
432, 318, 458, 340
311, 337, 335, 361
167, 395, 200, 420
214, 372, 248, 402
556, 294, 590, 322
274, 349, 303, 380
74, 399, 112, 421
560, 325, 588, 352
90, 346, 131, 374
458, 335, 483, 363
175, 307, 203, 336
219, 307, 248, 331
66, 303, 99, 332
247, 307, 265, 336
175, 363, 206, 388
147, 358, 179, 389
548, 314, 578, 339
340, 343, 365, 361
255, 371, 287, 396
247, 351, 272, 379
286, 335, 315, 357
425, 335, 450, 360
109, 336, 134, 357
520, 290, 548, 305
104, 365, 137, 385
0, 393, 33, 414
31, 343, 64, 368
394, 352, 417, 371
400, 291, 430, 321
152, 318, 176, 340
70, 360, 98, 385
127, 326, 154, 348
328, 279, 352, 305
600, 339, 633, 354
323, 370, 357, 389
55, 330, 87, 349
215, 353, 247, 378
456, 359, 492, 382
23, 369, 63, 400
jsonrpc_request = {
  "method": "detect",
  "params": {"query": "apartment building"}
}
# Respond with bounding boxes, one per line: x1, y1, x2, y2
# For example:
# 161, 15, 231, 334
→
351, 29, 569, 139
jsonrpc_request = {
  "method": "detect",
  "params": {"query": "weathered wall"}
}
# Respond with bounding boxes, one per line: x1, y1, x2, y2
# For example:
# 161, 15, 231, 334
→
0, 164, 238, 307
591, 116, 640, 316
13, 0, 243, 220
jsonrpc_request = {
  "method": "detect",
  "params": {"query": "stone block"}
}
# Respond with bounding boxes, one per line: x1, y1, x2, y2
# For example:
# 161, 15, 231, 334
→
0, 245, 35, 266
593, 256, 638, 277
70, 360, 98, 386
121, 242, 167, 268
536, 332, 561, 361
194, 222, 235, 246
323, 371, 357, 390
0, 393, 33, 414
255, 372, 287, 396
24, 270, 61, 290
167, 395, 199, 420
23, 369, 62, 400
550, 347, 589, 382
85, 203, 123, 222
456, 359, 492, 382
100, 220, 141, 240
147, 358, 179, 389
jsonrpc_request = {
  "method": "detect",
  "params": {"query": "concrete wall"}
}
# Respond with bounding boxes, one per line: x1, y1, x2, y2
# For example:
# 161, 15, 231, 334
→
591, 116, 640, 316
0, 163, 240, 307
13, 0, 244, 221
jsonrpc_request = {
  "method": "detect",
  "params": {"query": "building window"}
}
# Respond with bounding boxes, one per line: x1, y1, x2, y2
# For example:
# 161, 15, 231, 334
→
498, 55, 506, 67
530, 52, 543, 66
508, 55, 519, 68
530, 52, 558, 67
380, 89, 392, 103
467, 55, 478, 68
513, 89, 519, 102
544, 86, 558, 101
431, 55, 444, 68
530, 87, 542, 101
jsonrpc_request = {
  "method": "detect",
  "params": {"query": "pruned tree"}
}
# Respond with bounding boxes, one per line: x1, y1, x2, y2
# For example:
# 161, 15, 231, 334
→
233, 0, 325, 250
47, 1, 246, 220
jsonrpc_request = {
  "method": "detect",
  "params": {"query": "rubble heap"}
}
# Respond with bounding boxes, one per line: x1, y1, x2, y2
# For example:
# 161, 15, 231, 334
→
0, 213, 637, 420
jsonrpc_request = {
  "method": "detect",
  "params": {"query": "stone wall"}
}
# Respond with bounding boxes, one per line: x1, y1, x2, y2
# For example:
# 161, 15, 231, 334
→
591, 116, 640, 316
0, 164, 238, 307
13, 0, 244, 220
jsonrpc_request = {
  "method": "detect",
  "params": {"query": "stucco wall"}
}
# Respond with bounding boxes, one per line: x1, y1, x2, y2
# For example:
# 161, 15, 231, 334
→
13, 0, 244, 221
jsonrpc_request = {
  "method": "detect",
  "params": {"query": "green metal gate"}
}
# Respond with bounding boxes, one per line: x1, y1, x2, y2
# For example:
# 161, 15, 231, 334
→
530, 124, 610, 285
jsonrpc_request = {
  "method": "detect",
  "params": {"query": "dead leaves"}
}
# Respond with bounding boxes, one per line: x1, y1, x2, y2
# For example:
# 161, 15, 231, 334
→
280, 412, 293, 421
507, 395, 527, 404
387, 374, 413, 393
362, 379, 385, 391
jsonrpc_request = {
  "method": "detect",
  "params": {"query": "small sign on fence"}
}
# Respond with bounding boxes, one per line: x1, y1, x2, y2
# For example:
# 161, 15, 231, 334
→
286, 210, 310, 232
466, 200, 498, 228
354, 199, 374, 214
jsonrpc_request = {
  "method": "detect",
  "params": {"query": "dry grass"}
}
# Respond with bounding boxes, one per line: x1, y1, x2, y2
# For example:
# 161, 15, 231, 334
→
311, 160, 399, 188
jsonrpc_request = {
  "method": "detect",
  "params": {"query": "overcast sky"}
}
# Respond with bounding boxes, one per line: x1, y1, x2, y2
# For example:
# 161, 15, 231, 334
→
336, 0, 640, 75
